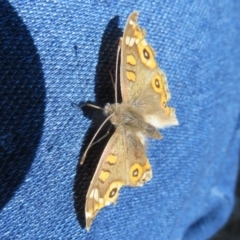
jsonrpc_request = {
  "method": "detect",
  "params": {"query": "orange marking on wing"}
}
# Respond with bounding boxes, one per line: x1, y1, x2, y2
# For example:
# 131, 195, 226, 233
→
106, 154, 117, 164
99, 170, 110, 182
127, 54, 136, 66
126, 71, 136, 81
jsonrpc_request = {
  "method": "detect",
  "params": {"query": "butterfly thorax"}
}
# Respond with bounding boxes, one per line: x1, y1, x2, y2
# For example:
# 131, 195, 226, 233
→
104, 103, 162, 139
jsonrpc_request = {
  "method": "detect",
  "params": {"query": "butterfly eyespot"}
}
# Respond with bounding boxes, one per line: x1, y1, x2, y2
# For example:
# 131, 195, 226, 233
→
143, 48, 150, 60
138, 44, 156, 69
161, 101, 171, 116
132, 168, 139, 177
155, 79, 160, 88
130, 163, 143, 184
151, 74, 163, 93
105, 181, 123, 203
109, 188, 117, 198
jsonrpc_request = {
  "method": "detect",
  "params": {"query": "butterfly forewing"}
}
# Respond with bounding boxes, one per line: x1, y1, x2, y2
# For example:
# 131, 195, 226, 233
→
120, 12, 178, 128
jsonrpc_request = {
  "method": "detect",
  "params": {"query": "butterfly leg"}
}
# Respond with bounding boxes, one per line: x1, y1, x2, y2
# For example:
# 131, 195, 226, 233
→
80, 103, 103, 110
80, 113, 114, 165
90, 124, 113, 148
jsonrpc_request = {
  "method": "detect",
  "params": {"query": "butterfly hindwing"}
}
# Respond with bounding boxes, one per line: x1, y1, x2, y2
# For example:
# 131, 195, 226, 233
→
85, 128, 152, 230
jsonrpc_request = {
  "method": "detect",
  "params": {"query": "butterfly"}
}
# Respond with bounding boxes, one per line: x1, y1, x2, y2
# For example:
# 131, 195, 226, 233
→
82, 11, 178, 231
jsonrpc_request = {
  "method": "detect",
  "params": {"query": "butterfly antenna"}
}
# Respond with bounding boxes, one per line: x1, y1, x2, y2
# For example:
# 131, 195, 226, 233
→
114, 40, 121, 103
80, 113, 114, 165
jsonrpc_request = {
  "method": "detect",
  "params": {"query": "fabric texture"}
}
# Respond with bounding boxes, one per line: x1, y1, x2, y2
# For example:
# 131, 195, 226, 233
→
0, 0, 240, 239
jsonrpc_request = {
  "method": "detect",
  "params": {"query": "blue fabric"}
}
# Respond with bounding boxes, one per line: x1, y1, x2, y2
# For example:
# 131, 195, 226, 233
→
0, 0, 239, 239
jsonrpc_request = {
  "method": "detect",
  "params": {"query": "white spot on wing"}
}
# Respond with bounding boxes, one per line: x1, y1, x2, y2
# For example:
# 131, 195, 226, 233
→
129, 37, 135, 47
142, 39, 148, 46
129, 19, 135, 25
141, 170, 152, 182
126, 36, 130, 45
144, 115, 179, 129
136, 132, 145, 145
105, 201, 112, 206
89, 188, 99, 201
86, 211, 93, 218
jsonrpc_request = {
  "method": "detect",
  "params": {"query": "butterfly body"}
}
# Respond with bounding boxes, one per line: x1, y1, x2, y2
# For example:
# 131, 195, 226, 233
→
84, 11, 178, 231
104, 103, 161, 139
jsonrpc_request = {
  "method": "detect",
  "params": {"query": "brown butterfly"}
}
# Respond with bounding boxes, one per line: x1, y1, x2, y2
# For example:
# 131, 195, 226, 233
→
82, 11, 178, 231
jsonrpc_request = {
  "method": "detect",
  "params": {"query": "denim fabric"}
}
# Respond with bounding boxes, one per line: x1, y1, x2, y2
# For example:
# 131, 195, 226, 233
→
0, 0, 240, 239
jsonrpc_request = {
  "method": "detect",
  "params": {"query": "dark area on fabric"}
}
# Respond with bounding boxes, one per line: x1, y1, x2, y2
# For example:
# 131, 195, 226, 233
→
0, 0, 45, 209
212, 169, 240, 240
